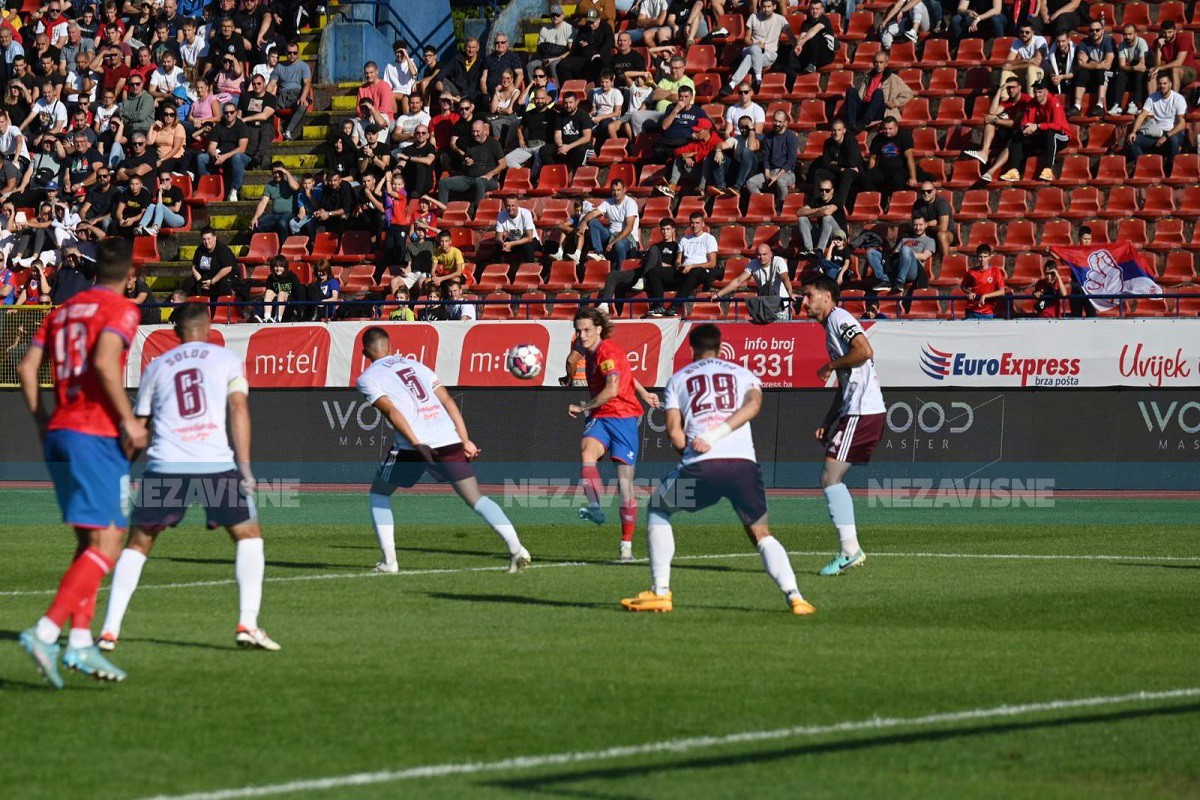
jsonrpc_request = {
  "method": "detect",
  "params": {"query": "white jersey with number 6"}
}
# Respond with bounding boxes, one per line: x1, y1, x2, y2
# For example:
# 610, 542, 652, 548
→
823, 306, 886, 417
664, 357, 761, 465
356, 355, 461, 451
135, 342, 247, 474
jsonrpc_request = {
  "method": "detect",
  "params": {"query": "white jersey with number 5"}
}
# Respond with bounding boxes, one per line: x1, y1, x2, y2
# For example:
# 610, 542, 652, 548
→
135, 342, 246, 474
664, 357, 761, 465
356, 355, 461, 451
823, 307, 886, 417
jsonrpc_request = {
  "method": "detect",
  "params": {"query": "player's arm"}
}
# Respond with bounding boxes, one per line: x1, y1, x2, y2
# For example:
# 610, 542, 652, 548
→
228, 388, 254, 492
569, 372, 620, 417
95, 330, 147, 454
693, 387, 761, 454
434, 384, 479, 459
559, 348, 582, 386
815, 385, 842, 444
817, 330, 873, 382
665, 407, 686, 453
17, 340, 49, 431
633, 378, 661, 409
371, 395, 420, 447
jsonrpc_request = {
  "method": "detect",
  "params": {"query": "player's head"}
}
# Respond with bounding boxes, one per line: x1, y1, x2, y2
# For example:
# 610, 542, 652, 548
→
173, 301, 211, 342
94, 237, 134, 286
361, 326, 392, 362
800, 273, 839, 322
688, 323, 722, 360
572, 306, 611, 351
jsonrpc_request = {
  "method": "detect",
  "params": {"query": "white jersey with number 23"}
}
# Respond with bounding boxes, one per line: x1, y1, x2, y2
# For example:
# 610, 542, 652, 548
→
135, 342, 247, 474
664, 357, 761, 466
356, 355, 461, 451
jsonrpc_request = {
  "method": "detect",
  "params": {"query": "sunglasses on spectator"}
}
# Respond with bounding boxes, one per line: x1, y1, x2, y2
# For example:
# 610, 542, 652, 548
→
534, 73, 547, 78
921, 188, 935, 194
287, 49, 299, 55
739, 89, 751, 95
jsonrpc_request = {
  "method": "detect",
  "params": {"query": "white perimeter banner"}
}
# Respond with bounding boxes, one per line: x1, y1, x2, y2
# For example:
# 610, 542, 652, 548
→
125, 319, 1200, 390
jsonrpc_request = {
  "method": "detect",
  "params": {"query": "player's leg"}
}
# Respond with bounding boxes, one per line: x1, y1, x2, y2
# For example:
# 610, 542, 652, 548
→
610, 416, 641, 561
228, 519, 281, 650
369, 474, 400, 572
621, 480, 676, 612
54, 524, 127, 683
445, 464, 531, 573
578, 430, 609, 525
819, 456, 866, 575
744, 520, 814, 615
99, 526, 160, 649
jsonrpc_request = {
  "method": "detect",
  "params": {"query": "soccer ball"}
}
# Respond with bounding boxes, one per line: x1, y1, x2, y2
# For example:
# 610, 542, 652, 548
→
506, 344, 544, 380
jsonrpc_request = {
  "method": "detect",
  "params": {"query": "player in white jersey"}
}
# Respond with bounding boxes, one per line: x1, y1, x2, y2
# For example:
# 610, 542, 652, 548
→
356, 327, 531, 574
99, 303, 280, 652
620, 324, 814, 615
800, 274, 887, 577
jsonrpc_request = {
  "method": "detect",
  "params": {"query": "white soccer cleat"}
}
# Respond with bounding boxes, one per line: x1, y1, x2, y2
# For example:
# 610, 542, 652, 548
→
97, 632, 118, 652
374, 560, 399, 573
619, 541, 634, 562
236, 626, 281, 651
508, 547, 532, 574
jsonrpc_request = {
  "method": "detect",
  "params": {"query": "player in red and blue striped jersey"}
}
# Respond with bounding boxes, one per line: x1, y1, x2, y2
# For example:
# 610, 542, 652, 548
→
16, 238, 147, 688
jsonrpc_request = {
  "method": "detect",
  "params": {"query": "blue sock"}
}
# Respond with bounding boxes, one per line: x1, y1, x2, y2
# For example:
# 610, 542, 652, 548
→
822, 483, 860, 556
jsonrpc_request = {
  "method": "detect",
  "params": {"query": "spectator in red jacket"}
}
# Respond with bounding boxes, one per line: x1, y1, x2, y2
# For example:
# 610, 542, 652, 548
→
659, 118, 724, 198
996, 80, 1068, 183
962, 244, 1006, 319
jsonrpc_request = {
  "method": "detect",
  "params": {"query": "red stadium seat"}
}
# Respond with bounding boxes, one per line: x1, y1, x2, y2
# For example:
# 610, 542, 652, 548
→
747, 224, 780, 252
478, 292, 514, 320
1139, 186, 1177, 218
280, 235, 309, 261
1065, 186, 1102, 218
986, 37, 1015, 66
786, 72, 822, 101
996, 220, 1034, 253
1167, 154, 1200, 186
714, 257, 750, 290
1097, 186, 1139, 219
852, 41, 881, 69
949, 39, 985, 68
692, 72, 723, 103
848, 192, 883, 222
574, 260, 608, 291
473, 263, 510, 294
1115, 218, 1149, 247
1028, 187, 1066, 219
543, 260, 579, 292
189, 174, 223, 204
1040, 220, 1073, 247
440, 201, 472, 227
965, 222, 1000, 250
718, 225, 747, 254
558, 167, 600, 196
673, 195, 706, 225
550, 292, 583, 319
1129, 155, 1165, 186
882, 191, 916, 222
994, 189, 1028, 220
685, 301, 726, 319
933, 125, 970, 158
211, 296, 242, 324
947, 158, 982, 188
708, 195, 742, 224
1092, 155, 1128, 186
1159, 251, 1197, 286
242, 232, 279, 266
930, 254, 967, 288
802, 130, 831, 161
926, 67, 960, 95
743, 193, 776, 224
843, 10, 873, 39
332, 230, 375, 264
1059, 154, 1094, 185
534, 164, 568, 195
839, 290, 867, 317
794, 99, 827, 129
922, 39, 951, 66
1120, 2, 1151, 27
603, 162, 637, 192
901, 289, 945, 319
756, 73, 788, 101
1079, 122, 1118, 155
494, 168, 532, 197
1157, 2, 1189, 27
1010, 253, 1044, 288
930, 96, 963, 127
888, 41, 916, 66
467, 199, 502, 229
132, 235, 158, 264
684, 44, 717, 72
519, 292, 550, 320
899, 97, 931, 127
956, 189, 991, 221
504, 262, 544, 293
911, 127, 939, 157
1147, 218, 1186, 251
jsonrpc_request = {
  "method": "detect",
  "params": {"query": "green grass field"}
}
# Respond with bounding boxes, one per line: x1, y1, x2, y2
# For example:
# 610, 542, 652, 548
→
2, 490, 1199, 800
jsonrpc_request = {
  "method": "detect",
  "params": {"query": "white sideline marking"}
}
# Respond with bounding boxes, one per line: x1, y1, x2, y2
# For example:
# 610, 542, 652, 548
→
3, 550, 1199, 599
135, 687, 1200, 800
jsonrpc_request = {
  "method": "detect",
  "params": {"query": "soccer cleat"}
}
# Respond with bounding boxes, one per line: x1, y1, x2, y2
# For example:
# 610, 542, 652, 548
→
236, 625, 282, 651
620, 590, 673, 612
964, 149, 986, 164
999, 169, 1021, 182
508, 547, 532, 574
790, 597, 817, 615
618, 541, 634, 562
578, 505, 606, 525
374, 560, 399, 573
819, 550, 867, 576
97, 632, 118, 652
1037, 168, 1055, 182
62, 645, 127, 682
18, 628, 63, 689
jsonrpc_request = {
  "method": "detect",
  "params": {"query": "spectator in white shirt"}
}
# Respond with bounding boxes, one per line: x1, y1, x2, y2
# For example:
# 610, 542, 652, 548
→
495, 196, 540, 266
724, 83, 766, 133
1001, 22, 1047, 91
645, 211, 717, 316
729, 0, 787, 91
525, 5, 574, 84
149, 51, 187, 103
390, 93, 431, 151
383, 40, 419, 114
1128, 72, 1188, 177
579, 178, 639, 265
631, 0, 674, 47
710, 241, 793, 319
589, 70, 623, 147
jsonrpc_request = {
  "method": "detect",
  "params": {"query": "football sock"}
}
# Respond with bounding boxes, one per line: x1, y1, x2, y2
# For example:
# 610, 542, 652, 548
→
236, 538, 265, 630
473, 497, 522, 555
41, 547, 113, 642
102, 548, 148, 638
68, 628, 93, 649
756, 536, 801, 600
369, 492, 397, 565
823, 483, 861, 556
647, 510, 675, 595
35, 616, 60, 645
619, 497, 637, 543
581, 463, 603, 508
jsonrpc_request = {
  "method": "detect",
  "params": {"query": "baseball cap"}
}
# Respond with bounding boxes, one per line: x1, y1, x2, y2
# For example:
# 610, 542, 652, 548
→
45, 180, 58, 190
693, 117, 713, 130
585, 8, 599, 19
833, 228, 847, 240
549, 3, 564, 14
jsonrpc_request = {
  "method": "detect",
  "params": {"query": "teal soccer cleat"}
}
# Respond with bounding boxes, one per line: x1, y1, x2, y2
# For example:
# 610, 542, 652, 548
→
578, 506, 606, 525
62, 645, 127, 683
819, 550, 866, 576
19, 628, 63, 689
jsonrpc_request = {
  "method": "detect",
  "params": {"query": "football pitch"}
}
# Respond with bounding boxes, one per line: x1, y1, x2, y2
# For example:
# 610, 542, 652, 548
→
2, 489, 1199, 800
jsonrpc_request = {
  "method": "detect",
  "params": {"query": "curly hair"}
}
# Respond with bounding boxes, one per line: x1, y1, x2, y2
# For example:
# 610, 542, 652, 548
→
573, 306, 613, 339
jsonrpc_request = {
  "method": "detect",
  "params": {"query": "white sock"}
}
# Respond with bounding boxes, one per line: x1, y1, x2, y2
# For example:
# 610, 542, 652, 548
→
68, 628, 94, 649
837, 525, 860, 556
101, 548, 147, 638
473, 496, 522, 556
235, 538, 265, 630
647, 510, 675, 595
756, 536, 801, 600
823, 483, 861, 556
370, 492, 396, 564
35, 616, 60, 645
